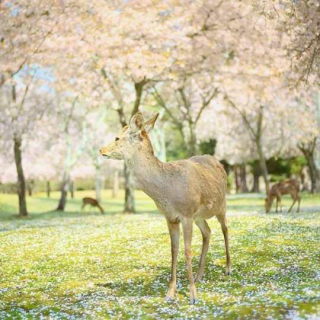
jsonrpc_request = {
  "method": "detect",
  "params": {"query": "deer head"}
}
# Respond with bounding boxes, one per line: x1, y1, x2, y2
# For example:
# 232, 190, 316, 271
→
100, 112, 159, 160
265, 198, 271, 213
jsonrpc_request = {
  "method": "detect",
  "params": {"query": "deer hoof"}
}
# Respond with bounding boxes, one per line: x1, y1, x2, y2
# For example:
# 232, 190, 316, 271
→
165, 295, 174, 302
190, 298, 198, 305
225, 268, 232, 275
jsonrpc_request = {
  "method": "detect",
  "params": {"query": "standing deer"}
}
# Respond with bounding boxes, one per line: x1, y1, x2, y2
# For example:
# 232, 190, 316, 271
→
82, 197, 104, 214
100, 112, 230, 304
265, 179, 301, 213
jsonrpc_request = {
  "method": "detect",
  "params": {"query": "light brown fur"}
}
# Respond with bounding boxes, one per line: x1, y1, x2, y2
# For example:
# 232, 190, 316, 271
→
100, 112, 230, 304
82, 197, 104, 214
265, 179, 301, 213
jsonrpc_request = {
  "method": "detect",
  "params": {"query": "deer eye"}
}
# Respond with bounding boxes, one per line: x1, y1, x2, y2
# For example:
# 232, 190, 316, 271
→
115, 137, 119, 142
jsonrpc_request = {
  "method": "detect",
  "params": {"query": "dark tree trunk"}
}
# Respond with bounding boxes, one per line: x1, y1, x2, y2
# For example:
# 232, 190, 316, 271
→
124, 163, 135, 213
13, 137, 28, 216
27, 179, 34, 196
302, 150, 320, 193
233, 165, 240, 193
46, 181, 51, 198
252, 171, 260, 193
57, 173, 69, 211
239, 164, 249, 193
300, 169, 308, 192
70, 181, 74, 199
251, 161, 261, 193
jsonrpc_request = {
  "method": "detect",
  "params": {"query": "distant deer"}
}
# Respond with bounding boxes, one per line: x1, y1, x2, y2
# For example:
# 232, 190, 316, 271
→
82, 197, 104, 214
265, 179, 301, 213
100, 112, 230, 304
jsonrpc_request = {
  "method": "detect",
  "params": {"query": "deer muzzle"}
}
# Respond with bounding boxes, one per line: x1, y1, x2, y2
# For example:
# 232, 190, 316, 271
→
100, 147, 110, 158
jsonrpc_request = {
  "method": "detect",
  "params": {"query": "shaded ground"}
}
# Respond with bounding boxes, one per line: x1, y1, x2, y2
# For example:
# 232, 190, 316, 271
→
0, 191, 320, 319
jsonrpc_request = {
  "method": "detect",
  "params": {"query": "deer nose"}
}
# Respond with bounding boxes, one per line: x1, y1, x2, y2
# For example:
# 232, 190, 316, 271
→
100, 149, 109, 158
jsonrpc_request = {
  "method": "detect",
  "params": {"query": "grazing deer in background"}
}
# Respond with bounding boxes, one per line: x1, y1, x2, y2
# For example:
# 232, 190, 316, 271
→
265, 179, 301, 213
82, 197, 104, 214
100, 112, 230, 304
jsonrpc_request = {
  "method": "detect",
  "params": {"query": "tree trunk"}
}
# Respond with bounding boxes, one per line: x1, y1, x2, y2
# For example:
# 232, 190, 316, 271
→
46, 181, 51, 198
252, 171, 260, 193
300, 168, 308, 192
124, 163, 135, 213
187, 124, 198, 157
56, 173, 69, 211
303, 150, 320, 193
251, 161, 261, 193
112, 169, 119, 198
233, 165, 240, 193
256, 141, 269, 193
27, 180, 33, 196
239, 164, 249, 193
70, 181, 74, 199
13, 137, 28, 216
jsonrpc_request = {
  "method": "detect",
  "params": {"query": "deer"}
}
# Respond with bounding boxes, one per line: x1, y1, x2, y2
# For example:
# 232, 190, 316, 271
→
82, 197, 104, 214
100, 112, 230, 304
265, 179, 301, 213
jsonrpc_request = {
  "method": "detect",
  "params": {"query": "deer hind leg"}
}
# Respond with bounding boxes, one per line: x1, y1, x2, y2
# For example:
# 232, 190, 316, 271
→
181, 218, 197, 304
275, 198, 279, 213
195, 220, 211, 283
288, 192, 297, 213
217, 215, 232, 275
278, 197, 282, 213
82, 203, 86, 212
165, 220, 180, 302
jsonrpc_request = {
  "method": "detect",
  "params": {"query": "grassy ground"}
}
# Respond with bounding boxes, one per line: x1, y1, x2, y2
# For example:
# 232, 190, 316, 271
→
0, 191, 320, 319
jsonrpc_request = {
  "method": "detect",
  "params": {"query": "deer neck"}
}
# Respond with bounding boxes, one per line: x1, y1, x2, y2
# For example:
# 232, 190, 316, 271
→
125, 148, 167, 198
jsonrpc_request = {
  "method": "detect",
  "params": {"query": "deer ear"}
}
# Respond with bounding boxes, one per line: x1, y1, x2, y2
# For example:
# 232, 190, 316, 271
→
144, 113, 159, 133
129, 112, 145, 133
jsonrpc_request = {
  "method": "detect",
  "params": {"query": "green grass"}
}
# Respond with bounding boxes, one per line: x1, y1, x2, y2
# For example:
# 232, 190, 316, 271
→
0, 191, 320, 319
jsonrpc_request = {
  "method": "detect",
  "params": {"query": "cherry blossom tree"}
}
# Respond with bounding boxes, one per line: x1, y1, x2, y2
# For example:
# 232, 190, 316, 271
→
0, 68, 55, 215
0, 0, 63, 86
49, 94, 91, 211
36, 0, 185, 212
255, 0, 320, 85
152, 72, 219, 157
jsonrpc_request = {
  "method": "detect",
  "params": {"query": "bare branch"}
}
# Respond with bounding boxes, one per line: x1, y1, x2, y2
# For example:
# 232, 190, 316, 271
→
195, 87, 219, 124
152, 86, 182, 129
224, 94, 257, 140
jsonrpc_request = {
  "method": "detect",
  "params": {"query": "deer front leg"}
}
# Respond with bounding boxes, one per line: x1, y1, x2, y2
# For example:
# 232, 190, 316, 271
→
297, 196, 301, 212
165, 220, 180, 302
217, 215, 232, 275
288, 194, 297, 213
182, 218, 197, 304
195, 220, 211, 283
